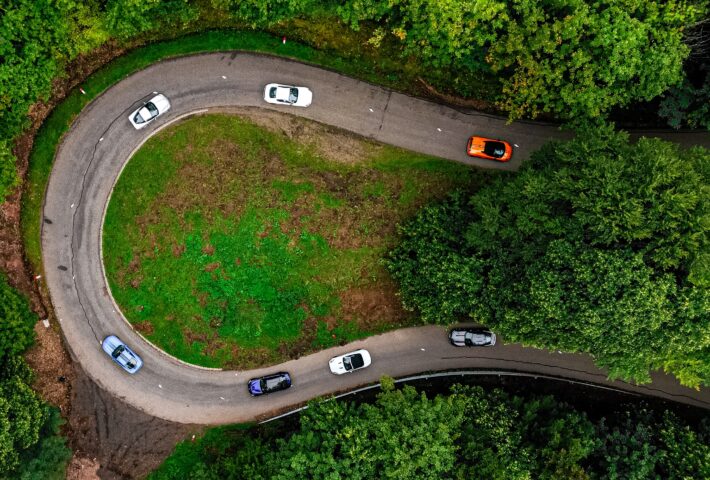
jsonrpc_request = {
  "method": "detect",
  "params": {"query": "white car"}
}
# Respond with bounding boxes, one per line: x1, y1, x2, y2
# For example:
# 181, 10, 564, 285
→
329, 349, 371, 375
128, 93, 171, 129
263, 83, 312, 107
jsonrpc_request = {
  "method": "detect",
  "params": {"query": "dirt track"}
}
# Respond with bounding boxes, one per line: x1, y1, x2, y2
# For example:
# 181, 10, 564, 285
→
68, 368, 198, 479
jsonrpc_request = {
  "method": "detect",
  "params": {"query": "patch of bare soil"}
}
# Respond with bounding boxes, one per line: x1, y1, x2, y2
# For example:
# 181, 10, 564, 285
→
69, 368, 199, 480
25, 320, 73, 414
211, 107, 372, 165
66, 454, 100, 480
339, 281, 414, 331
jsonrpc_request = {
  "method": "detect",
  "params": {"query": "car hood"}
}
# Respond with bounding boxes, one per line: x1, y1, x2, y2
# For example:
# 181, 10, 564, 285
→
329, 358, 346, 373
151, 94, 170, 113
248, 379, 262, 394
295, 88, 312, 106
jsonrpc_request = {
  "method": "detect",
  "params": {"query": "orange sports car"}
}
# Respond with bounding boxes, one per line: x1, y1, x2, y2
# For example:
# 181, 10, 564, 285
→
466, 136, 513, 162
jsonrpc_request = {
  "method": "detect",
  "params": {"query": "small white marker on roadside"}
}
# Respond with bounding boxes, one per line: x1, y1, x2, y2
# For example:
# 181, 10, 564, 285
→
368, 108, 374, 112
221, 75, 227, 79
158, 384, 163, 388
234, 373, 238, 376
99, 137, 104, 142
220, 396, 225, 400
42, 319, 50, 328
153, 91, 158, 94
437, 128, 442, 132
514, 144, 520, 148
420, 348, 426, 351
70, 203, 74, 208
72, 275, 75, 279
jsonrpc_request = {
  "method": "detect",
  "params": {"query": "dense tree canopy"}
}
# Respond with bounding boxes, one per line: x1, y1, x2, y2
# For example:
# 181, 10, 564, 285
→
149, 381, 710, 479
387, 129, 709, 386
337, 0, 702, 122
0, 275, 70, 477
0, 273, 36, 361
103, 0, 197, 39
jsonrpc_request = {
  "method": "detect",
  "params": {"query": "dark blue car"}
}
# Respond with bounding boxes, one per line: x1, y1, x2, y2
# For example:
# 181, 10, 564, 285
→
248, 372, 291, 396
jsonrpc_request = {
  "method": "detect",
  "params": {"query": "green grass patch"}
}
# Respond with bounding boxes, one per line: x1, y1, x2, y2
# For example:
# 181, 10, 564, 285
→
103, 114, 486, 368
23, 26, 498, 271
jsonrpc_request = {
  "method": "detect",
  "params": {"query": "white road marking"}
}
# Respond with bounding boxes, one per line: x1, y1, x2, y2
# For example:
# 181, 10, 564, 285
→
368, 108, 374, 112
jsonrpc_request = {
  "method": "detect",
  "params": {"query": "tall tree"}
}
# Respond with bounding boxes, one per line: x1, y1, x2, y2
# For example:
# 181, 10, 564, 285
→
337, 0, 702, 122
388, 128, 710, 386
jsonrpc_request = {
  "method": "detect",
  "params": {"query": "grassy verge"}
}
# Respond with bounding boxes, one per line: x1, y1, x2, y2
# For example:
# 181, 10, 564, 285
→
103, 113, 488, 368
22, 27, 498, 272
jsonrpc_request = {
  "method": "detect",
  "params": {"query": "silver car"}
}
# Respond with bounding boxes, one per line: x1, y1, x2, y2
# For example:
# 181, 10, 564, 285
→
128, 93, 171, 129
102, 335, 143, 374
449, 328, 496, 347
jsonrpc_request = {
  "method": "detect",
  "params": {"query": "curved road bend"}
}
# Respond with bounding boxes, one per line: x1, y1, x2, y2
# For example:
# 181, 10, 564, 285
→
42, 53, 710, 424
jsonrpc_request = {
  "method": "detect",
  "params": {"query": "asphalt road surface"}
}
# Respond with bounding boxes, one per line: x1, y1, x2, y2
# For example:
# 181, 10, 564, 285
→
42, 53, 710, 424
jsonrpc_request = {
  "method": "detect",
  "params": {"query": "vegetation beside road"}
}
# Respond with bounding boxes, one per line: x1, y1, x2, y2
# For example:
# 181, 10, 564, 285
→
103, 113, 482, 368
149, 378, 710, 479
0, 274, 71, 478
388, 128, 710, 387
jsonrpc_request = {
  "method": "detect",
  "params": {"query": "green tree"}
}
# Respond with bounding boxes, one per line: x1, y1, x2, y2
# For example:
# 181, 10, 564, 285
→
269, 381, 466, 479
656, 412, 710, 479
13, 407, 72, 480
590, 409, 660, 480
0, 274, 36, 362
0, 0, 104, 201
0, 357, 48, 475
211, 0, 315, 26
388, 128, 710, 386
102, 0, 197, 39
0, 141, 19, 201
659, 66, 710, 131
337, 0, 701, 122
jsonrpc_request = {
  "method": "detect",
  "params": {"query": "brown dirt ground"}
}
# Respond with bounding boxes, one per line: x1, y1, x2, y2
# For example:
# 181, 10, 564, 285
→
69, 368, 199, 479
208, 107, 374, 166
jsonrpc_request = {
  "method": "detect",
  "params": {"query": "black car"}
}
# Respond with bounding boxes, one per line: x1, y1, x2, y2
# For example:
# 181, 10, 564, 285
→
248, 372, 292, 396
449, 328, 496, 347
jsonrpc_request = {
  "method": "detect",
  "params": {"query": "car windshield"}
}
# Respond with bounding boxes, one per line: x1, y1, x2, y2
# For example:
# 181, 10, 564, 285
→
345, 354, 364, 370
289, 88, 298, 103
145, 102, 158, 115
264, 376, 284, 390
269, 87, 277, 98
483, 141, 506, 158
111, 345, 125, 359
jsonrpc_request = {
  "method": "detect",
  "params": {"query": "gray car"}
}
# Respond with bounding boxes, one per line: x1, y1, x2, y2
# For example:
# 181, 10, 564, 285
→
449, 328, 496, 347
